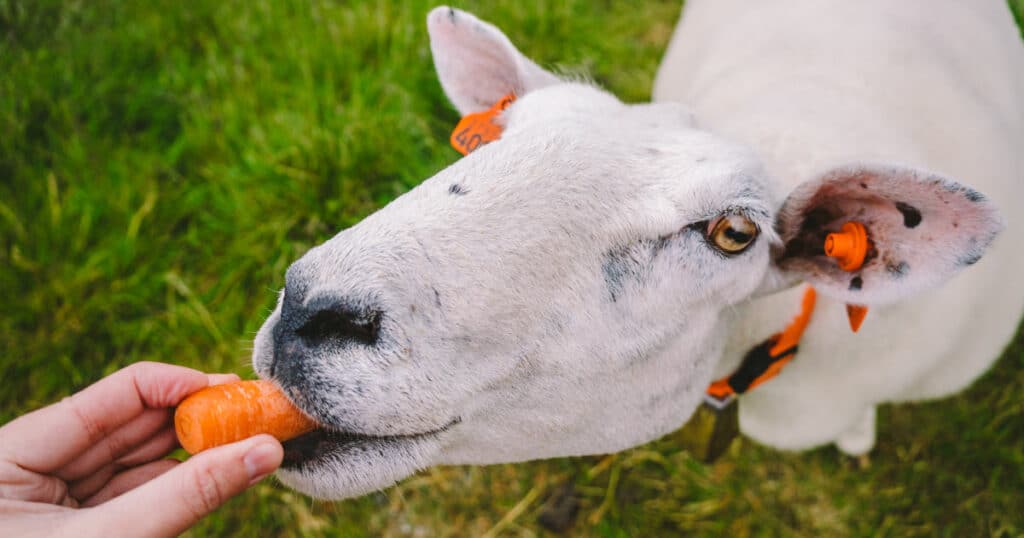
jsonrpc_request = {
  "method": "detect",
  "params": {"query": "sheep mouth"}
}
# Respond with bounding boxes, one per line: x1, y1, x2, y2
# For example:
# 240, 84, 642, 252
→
280, 421, 459, 469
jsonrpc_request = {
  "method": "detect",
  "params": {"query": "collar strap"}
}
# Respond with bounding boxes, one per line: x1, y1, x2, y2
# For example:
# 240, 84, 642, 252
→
706, 287, 817, 407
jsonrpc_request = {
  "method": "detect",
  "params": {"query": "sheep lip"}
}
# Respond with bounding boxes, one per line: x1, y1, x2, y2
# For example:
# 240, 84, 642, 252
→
280, 420, 459, 468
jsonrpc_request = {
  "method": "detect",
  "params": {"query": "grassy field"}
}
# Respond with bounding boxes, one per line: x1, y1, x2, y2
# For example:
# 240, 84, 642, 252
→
2, 1, 1023, 536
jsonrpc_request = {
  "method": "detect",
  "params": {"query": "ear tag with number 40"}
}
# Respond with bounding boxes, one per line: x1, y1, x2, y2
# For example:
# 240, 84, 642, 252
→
450, 94, 516, 155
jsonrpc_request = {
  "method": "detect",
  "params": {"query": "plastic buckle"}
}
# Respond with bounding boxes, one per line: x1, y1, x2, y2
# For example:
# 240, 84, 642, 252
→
670, 394, 740, 463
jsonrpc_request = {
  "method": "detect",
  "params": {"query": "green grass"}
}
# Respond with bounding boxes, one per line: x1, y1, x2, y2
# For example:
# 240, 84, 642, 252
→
2, 1, 1023, 536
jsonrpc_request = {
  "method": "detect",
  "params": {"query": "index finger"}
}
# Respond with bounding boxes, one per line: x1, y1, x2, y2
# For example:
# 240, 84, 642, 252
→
0, 362, 218, 473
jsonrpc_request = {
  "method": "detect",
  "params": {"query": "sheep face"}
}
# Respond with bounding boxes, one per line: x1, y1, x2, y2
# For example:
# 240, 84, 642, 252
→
251, 7, 775, 499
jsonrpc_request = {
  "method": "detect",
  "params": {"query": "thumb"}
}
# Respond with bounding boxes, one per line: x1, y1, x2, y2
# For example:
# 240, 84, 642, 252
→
84, 435, 283, 537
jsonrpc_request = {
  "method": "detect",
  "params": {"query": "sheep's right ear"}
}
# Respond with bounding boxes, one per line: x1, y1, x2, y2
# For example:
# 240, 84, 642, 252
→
427, 6, 559, 115
766, 164, 1004, 306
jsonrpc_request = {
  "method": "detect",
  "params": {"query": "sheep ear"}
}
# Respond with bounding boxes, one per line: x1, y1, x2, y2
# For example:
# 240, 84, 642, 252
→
769, 164, 1004, 306
427, 6, 559, 115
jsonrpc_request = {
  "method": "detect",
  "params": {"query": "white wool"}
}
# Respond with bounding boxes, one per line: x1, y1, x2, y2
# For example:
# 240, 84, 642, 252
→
654, 0, 1024, 452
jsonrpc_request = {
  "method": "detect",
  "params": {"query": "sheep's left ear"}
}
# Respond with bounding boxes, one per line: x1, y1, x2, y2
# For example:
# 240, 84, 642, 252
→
770, 164, 1004, 305
427, 6, 559, 115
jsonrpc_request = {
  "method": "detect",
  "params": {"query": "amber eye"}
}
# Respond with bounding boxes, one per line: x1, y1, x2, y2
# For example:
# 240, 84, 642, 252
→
707, 214, 759, 254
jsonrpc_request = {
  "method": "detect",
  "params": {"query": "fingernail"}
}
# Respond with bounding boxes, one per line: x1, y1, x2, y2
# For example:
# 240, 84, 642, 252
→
244, 441, 280, 481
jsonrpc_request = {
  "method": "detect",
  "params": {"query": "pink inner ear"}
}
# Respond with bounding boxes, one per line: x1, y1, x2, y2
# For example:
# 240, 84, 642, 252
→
428, 7, 559, 116
774, 165, 1003, 305
429, 10, 522, 113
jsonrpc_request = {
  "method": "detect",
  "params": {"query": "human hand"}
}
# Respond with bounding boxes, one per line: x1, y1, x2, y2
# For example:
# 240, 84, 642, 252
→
0, 362, 283, 537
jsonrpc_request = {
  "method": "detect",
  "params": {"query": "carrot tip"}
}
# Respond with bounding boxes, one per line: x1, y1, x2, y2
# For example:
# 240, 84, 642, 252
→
174, 380, 316, 454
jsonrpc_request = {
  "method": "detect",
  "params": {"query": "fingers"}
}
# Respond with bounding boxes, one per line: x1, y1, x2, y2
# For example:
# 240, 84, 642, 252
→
0, 362, 205, 472
66, 425, 180, 501
207, 373, 241, 386
67, 462, 120, 503
0, 461, 77, 507
0, 363, 237, 473
81, 435, 282, 537
55, 408, 171, 482
67, 426, 181, 502
115, 427, 180, 468
66, 427, 180, 501
80, 459, 178, 507
54, 372, 238, 482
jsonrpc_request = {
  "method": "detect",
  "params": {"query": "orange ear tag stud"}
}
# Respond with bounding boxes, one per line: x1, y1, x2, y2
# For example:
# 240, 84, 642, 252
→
824, 221, 870, 332
824, 221, 869, 271
450, 93, 516, 155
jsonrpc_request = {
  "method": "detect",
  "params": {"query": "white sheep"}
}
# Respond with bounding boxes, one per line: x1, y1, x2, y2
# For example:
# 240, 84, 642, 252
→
251, 4, 1021, 499
654, 0, 1024, 455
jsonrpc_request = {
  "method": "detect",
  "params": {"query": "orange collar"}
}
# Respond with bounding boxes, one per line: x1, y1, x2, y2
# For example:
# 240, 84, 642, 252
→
706, 286, 817, 406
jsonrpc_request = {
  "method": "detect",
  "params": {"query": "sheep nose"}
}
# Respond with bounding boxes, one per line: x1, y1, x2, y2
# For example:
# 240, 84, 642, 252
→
271, 293, 383, 377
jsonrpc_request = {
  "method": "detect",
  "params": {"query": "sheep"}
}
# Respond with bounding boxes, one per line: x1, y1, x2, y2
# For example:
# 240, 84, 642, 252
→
653, 0, 1024, 455
251, 4, 1019, 499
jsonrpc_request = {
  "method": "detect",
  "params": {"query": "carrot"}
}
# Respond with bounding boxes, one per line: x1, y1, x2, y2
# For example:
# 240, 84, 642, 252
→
174, 380, 317, 454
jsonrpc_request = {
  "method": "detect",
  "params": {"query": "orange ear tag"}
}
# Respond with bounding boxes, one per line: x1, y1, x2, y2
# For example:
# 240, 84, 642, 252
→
450, 94, 516, 155
824, 221, 870, 332
845, 304, 869, 333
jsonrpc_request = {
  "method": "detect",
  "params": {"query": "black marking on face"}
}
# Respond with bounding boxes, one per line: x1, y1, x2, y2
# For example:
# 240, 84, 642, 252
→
448, 183, 467, 196
849, 276, 863, 291
432, 287, 443, 308
886, 261, 909, 278
447, 7, 456, 21
603, 248, 636, 303
894, 202, 922, 228
270, 337, 314, 397
964, 189, 984, 202
601, 237, 669, 302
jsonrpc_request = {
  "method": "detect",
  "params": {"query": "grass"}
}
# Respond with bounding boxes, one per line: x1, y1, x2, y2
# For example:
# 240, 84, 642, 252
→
2, 0, 1023, 536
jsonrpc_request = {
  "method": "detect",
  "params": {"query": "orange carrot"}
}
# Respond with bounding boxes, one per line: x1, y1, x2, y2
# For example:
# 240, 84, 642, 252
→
174, 380, 317, 454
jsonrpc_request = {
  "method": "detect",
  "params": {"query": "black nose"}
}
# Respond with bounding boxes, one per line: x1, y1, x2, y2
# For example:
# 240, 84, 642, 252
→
271, 294, 382, 378
294, 304, 382, 346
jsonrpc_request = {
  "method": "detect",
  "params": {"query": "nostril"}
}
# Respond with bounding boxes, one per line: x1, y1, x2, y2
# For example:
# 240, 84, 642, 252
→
295, 306, 382, 346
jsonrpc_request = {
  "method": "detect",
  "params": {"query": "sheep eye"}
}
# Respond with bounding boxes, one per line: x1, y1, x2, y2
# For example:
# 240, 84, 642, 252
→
706, 214, 759, 255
